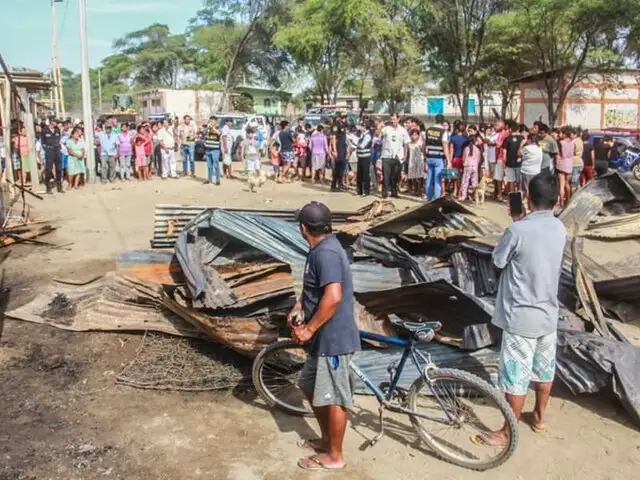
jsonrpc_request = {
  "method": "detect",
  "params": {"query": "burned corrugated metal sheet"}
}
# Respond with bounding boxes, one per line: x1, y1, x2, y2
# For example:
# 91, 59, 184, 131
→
584, 213, 640, 240
367, 197, 481, 235
450, 251, 498, 297
559, 172, 640, 235
556, 330, 640, 428
441, 212, 503, 236
152, 204, 358, 249
593, 275, 640, 304
352, 343, 500, 394
355, 281, 499, 350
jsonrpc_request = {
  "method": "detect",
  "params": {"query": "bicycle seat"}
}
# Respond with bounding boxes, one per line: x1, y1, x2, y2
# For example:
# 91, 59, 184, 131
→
398, 321, 442, 344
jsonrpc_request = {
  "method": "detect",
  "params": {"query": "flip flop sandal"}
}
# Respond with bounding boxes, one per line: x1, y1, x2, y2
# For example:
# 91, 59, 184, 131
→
530, 424, 546, 434
470, 434, 507, 447
298, 455, 345, 472
297, 439, 327, 452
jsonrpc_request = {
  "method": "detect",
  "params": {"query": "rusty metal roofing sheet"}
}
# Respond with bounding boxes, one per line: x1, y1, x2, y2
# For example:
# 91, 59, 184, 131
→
151, 204, 358, 249
116, 250, 184, 285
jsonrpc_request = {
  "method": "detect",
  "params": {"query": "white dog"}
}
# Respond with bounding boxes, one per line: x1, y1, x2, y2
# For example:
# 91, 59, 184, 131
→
247, 169, 268, 193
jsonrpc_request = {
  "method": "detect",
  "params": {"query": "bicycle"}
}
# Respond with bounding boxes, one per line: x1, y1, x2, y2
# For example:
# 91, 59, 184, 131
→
252, 321, 518, 471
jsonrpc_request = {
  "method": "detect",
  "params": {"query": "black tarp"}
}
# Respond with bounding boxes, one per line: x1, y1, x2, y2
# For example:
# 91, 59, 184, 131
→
556, 330, 640, 428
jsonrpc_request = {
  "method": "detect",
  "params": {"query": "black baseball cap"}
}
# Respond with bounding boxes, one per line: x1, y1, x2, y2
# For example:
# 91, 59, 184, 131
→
296, 201, 332, 232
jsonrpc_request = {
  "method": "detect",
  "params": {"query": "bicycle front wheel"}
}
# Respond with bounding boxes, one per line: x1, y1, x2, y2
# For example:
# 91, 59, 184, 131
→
252, 340, 314, 417
408, 368, 518, 471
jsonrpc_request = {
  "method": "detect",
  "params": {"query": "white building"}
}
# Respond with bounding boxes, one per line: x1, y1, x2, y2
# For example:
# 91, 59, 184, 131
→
411, 92, 519, 119
137, 89, 227, 124
516, 69, 640, 129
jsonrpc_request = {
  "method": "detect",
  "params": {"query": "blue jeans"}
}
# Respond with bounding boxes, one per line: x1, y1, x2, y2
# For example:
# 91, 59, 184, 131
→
425, 157, 445, 200
182, 143, 195, 174
206, 149, 221, 183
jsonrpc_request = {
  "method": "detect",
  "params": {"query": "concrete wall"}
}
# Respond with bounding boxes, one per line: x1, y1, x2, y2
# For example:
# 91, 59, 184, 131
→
137, 89, 225, 124
519, 71, 640, 129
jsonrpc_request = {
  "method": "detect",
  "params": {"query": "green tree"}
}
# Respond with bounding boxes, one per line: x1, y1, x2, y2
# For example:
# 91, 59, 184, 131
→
112, 24, 192, 88
275, 0, 370, 104
190, 0, 287, 111
368, 0, 423, 114
414, 0, 505, 122
492, 0, 636, 126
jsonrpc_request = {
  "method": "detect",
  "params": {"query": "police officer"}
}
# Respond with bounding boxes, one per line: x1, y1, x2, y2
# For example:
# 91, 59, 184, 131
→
330, 114, 348, 192
41, 117, 63, 194
356, 121, 374, 196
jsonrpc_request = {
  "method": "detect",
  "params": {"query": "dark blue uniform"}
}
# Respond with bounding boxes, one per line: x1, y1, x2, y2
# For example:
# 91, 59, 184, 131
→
42, 126, 63, 192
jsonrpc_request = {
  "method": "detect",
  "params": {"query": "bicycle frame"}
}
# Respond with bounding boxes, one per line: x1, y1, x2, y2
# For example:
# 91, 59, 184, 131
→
350, 330, 457, 426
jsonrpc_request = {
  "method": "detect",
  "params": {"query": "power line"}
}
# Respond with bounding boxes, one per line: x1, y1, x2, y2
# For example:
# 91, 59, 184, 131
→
60, 0, 70, 38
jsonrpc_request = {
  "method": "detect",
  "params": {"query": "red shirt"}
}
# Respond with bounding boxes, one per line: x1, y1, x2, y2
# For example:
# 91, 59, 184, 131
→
496, 130, 510, 163
143, 132, 153, 156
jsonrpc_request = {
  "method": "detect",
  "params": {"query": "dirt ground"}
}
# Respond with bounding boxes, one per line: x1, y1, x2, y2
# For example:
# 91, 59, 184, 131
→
1, 162, 640, 480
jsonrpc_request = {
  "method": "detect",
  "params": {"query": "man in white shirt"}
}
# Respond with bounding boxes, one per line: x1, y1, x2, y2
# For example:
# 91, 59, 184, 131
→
158, 119, 177, 179
221, 119, 233, 179
380, 113, 410, 198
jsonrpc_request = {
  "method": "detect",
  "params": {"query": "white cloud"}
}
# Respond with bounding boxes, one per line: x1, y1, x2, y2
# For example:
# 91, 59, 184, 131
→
88, 1, 179, 14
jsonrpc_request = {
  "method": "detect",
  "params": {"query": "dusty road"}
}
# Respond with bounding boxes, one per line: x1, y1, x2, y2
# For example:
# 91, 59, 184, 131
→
1, 162, 639, 479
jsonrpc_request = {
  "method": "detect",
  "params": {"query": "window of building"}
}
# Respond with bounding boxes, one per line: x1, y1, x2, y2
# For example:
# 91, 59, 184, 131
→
142, 100, 148, 108
346, 100, 353, 110
151, 99, 161, 107
264, 98, 272, 108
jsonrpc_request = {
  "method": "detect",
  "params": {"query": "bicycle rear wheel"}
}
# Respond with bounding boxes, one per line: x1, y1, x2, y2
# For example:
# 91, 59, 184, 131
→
252, 340, 314, 416
407, 368, 518, 471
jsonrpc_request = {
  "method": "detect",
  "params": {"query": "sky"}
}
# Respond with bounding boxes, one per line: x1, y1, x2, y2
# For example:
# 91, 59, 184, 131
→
0, 0, 202, 74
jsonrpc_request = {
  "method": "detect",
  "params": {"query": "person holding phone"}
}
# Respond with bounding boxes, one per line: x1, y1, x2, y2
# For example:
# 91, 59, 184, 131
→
475, 171, 566, 447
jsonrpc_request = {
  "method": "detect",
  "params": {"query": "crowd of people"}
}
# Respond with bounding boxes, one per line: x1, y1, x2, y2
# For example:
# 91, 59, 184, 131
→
0, 111, 616, 203
261, 113, 615, 208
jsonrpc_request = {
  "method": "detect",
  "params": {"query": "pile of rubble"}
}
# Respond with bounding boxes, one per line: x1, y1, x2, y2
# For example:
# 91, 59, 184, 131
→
7, 172, 640, 427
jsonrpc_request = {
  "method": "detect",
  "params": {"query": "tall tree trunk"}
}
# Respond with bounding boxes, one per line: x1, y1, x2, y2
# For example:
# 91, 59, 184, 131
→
216, 22, 256, 112
476, 87, 485, 124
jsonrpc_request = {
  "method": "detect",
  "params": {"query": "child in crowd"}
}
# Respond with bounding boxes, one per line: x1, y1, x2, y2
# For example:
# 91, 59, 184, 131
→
270, 142, 281, 182
407, 129, 424, 196
242, 129, 262, 174
459, 135, 483, 202
134, 126, 147, 180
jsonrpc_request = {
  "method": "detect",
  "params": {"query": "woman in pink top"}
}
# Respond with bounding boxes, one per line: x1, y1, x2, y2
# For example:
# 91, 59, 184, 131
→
308, 124, 329, 184
557, 127, 575, 206
459, 135, 484, 201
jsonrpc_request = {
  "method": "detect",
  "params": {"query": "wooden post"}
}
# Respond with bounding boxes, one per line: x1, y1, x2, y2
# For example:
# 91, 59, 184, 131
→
24, 112, 42, 191
0, 80, 14, 186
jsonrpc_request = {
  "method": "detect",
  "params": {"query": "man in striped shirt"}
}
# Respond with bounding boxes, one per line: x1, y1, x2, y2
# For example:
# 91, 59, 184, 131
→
204, 118, 221, 185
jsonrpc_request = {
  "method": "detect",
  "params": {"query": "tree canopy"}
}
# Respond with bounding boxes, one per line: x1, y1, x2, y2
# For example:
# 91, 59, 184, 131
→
58, 0, 640, 122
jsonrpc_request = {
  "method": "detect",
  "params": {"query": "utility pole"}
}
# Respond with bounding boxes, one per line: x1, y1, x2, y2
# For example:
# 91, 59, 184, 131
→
98, 68, 103, 113
51, 65, 60, 118
51, 0, 66, 119
78, 0, 95, 182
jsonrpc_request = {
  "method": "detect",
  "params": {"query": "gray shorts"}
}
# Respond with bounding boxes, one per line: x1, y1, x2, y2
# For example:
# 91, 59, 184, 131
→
298, 354, 354, 408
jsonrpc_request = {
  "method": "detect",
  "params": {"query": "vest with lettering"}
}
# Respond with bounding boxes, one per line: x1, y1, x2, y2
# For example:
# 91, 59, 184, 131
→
425, 125, 446, 160
356, 132, 373, 158
205, 129, 220, 150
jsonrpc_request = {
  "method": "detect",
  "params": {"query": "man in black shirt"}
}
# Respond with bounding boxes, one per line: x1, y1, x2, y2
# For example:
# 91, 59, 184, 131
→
41, 118, 63, 194
330, 115, 348, 192
277, 120, 295, 181
594, 136, 612, 177
502, 123, 525, 193
290, 201, 359, 472
579, 131, 595, 185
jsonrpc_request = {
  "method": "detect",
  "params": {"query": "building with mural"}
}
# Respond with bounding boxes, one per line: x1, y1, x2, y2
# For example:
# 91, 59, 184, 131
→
515, 69, 640, 129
